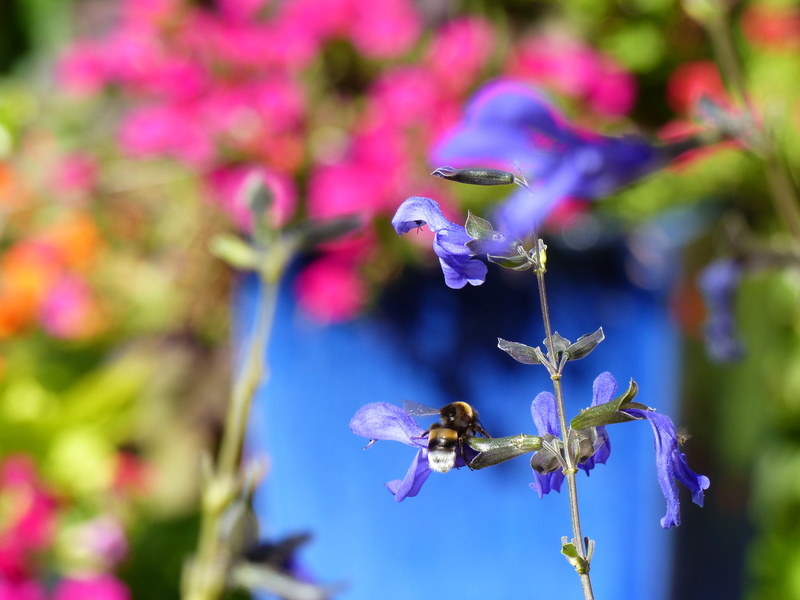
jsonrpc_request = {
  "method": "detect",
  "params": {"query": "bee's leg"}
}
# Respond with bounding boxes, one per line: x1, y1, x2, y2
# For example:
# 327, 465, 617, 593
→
411, 427, 431, 441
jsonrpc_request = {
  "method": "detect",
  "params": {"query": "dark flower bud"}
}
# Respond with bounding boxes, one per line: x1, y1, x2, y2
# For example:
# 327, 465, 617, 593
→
431, 166, 516, 186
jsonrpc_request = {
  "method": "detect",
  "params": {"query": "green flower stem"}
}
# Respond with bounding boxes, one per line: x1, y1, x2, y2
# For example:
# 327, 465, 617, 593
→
183, 270, 281, 600
703, 5, 800, 242
533, 241, 595, 600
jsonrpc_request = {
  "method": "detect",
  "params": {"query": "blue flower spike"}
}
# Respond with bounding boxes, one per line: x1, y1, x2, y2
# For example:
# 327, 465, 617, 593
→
528, 372, 614, 498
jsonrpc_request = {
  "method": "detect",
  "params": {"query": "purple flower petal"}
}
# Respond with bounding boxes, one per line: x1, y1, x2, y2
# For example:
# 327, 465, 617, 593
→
529, 470, 564, 499
350, 402, 426, 446
624, 408, 710, 529
392, 196, 487, 289
531, 391, 559, 436
385, 448, 432, 502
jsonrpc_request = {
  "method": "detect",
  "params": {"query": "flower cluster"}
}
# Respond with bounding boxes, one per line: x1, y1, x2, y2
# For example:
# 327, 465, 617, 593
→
0, 455, 131, 600
0, 196, 104, 341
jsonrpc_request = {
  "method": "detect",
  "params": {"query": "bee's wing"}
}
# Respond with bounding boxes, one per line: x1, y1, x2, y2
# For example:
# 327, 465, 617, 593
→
402, 400, 441, 417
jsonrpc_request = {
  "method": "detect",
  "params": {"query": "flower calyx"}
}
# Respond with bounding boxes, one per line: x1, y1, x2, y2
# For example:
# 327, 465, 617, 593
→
569, 378, 645, 430
466, 434, 543, 470
463, 212, 529, 270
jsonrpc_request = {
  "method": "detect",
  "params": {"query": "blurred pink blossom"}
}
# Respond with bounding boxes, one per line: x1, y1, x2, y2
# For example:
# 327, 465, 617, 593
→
348, 0, 421, 59
307, 160, 393, 221
505, 34, 636, 118
118, 104, 215, 168
424, 16, 495, 94
74, 517, 129, 570
0, 456, 57, 579
52, 575, 130, 600
51, 154, 98, 197
39, 275, 101, 340
294, 254, 367, 323
57, 42, 111, 96
0, 579, 46, 600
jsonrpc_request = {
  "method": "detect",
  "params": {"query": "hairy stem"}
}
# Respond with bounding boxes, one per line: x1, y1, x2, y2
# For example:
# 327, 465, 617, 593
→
184, 275, 280, 600
533, 239, 595, 600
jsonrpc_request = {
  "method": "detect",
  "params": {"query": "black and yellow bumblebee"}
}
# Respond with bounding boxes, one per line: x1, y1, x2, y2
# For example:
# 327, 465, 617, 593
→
404, 401, 491, 473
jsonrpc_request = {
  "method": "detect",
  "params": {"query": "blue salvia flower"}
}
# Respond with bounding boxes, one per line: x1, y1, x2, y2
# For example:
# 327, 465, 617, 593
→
432, 79, 700, 240
350, 402, 432, 501
621, 407, 710, 529
697, 257, 744, 362
392, 196, 487, 289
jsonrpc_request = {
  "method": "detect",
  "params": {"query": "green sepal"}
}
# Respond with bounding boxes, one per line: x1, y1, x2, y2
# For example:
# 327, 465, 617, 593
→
431, 166, 516, 186
569, 379, 649, 430
465, 212, 496, 240
565, 328, 605, 361
497, 338, 544, 365
561, 543, 590, 574
467, 434, 543, 470
486, 252, 532, 270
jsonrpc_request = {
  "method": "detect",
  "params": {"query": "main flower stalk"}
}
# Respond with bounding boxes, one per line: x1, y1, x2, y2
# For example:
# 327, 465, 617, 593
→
532, 238, 595, 600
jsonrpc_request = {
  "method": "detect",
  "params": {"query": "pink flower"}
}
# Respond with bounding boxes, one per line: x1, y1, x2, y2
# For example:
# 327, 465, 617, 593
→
0, 456, 57, 579
348, 0, 421, 59
0, 457, 57, 552
0, 578, 46, 600
215, 0, 270, 22
294, 254, 367, 323
53, 575, 130, 600
424, 16, 496, 94
51, 154, 98, 197
204, 166, 297, 230
39, 275, 102, 340
505, 34, 636, 118
307, 160, 394, 221
57, 42, 111, 95
118, 103, 215, 168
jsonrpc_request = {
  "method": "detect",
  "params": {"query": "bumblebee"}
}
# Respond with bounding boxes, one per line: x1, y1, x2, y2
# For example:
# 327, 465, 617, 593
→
403, 401, 491, 473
